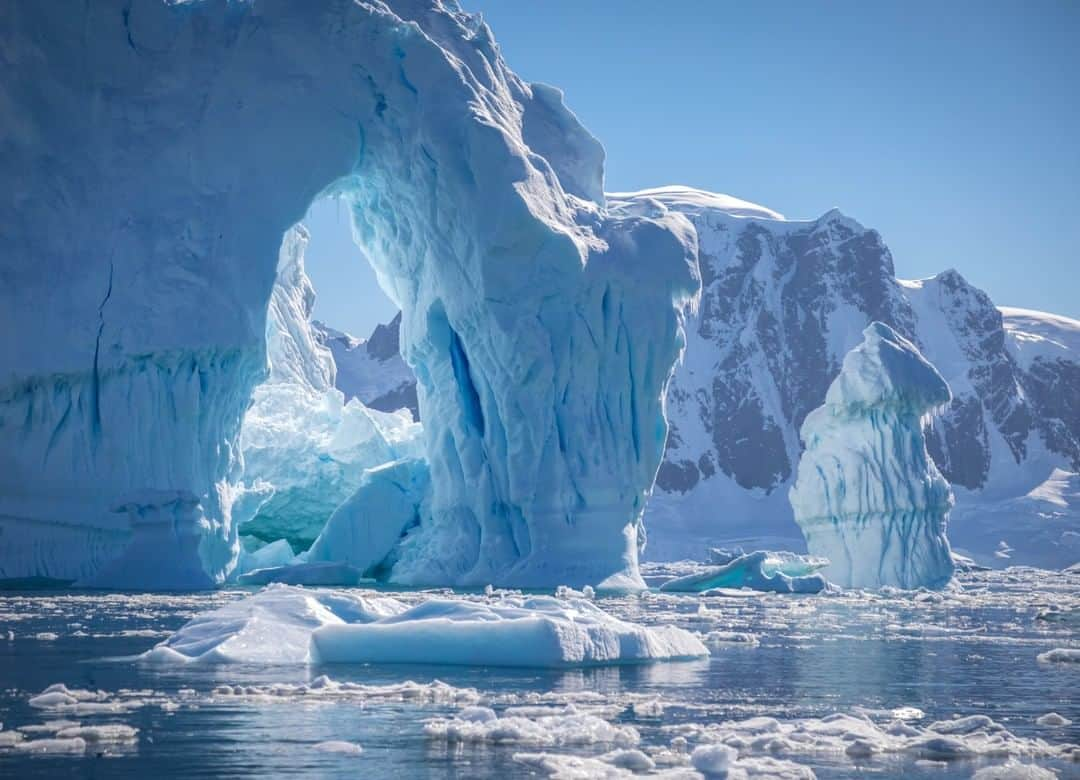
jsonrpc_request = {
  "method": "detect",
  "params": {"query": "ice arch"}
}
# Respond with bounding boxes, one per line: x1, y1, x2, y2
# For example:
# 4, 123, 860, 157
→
0, 0, 699, 588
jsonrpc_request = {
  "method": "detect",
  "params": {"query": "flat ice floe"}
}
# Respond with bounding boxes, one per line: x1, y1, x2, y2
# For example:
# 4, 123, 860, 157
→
142, 585, 708, 668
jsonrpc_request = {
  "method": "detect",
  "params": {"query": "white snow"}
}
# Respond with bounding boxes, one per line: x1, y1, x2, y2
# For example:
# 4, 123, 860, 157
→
790, 323, 955, 589
999, 306, 1080, 369
143, 585, 707, 668
608, 185, 786, 221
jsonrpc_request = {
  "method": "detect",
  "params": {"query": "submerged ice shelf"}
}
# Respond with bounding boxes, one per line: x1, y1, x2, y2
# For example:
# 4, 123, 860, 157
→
790, 323, 956, 590
141, 585, 707, 668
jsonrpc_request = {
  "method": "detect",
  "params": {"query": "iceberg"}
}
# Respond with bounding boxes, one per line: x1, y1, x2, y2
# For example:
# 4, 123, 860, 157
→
789, 322, 956, 589
142, 585, 708, 668
0, 1, 698, 588
659, 550, 830, 594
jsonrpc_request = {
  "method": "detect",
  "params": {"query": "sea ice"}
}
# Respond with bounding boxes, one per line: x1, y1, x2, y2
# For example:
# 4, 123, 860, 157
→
790, 323, 956, 589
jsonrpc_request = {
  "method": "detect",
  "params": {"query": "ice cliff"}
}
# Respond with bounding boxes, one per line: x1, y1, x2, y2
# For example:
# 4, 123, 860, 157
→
0, 0, 698, 588
789, 323, 956, 589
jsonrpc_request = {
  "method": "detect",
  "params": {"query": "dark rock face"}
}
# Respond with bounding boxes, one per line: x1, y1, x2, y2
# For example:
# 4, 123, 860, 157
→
641, 193, 1080, 563
366, 311, 403, 362
1024, 357, 1080, 471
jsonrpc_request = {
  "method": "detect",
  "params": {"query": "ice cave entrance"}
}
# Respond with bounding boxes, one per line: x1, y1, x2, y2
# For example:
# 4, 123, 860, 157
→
235, 194, 423, 564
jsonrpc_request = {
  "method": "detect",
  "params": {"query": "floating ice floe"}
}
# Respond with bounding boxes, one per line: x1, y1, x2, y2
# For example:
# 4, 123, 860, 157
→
141, 585, 708, 668
1036, 647, 1080, 664
659, 550, 830, 594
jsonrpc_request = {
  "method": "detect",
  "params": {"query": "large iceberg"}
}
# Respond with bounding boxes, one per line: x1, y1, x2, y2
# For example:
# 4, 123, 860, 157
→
142, 585, 708, 668
789, 322, 956, 589
0, 1, 698, 588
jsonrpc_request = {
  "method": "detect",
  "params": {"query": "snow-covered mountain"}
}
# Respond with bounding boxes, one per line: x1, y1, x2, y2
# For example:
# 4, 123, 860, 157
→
313, 316, 418, 421
612, 186, 1079, 568
329, 186, 1080, 569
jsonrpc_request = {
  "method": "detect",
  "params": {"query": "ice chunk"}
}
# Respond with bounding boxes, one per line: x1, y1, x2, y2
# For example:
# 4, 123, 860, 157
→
234, 539, 298, 578
312, 596, 708, 668
790, 323, 956, 589
143, 586, 707, 668
305, 457, 430, 577
1036, 647, 1080, 663
235, 562, 371, 587
140, 585, 406, 665
1035, 712, 1071, 728
660, 550, 829, 594
690, 743, 736, 774
312, 740, 363, 755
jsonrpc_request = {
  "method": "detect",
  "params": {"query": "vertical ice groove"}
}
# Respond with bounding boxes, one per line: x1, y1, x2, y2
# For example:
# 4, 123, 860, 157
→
790, 322, 956, 589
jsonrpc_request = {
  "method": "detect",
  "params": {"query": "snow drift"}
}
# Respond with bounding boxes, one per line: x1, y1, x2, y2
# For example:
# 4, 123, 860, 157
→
790, 323, 956, 589
0, 0, 698, 588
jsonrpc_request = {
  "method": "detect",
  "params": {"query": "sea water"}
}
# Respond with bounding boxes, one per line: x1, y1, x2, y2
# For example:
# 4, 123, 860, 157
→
0, 567, 1077, 778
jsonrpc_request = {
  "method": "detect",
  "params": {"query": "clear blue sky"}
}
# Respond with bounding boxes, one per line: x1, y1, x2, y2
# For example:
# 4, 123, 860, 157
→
306, 0, 1079, 336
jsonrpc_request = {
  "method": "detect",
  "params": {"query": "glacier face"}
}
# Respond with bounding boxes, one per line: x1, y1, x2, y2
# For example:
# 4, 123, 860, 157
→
0, 0, 697, 588
789, 322, 956, 589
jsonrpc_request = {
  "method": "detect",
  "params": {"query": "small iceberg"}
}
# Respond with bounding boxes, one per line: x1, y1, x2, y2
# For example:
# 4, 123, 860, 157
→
141, 585, 708, 668
659, 550, 830, 594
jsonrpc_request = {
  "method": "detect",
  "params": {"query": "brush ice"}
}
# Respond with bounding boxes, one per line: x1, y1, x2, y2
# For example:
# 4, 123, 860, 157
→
790, 323, 956, 589
0, 0, 698, 589
143, 586, 707, 668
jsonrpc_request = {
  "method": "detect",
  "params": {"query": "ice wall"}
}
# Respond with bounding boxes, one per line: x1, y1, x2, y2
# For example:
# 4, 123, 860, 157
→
0, 1, 698, 588
789, 323, 956, 589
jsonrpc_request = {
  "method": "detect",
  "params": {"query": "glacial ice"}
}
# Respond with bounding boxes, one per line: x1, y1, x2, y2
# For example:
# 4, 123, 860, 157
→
659, 550, 829, 594
142, 585, 707, 668
305, 457, 431, 578
790, 323, 956, 589
237, 225, 423, 553
0, 0, 698, 589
